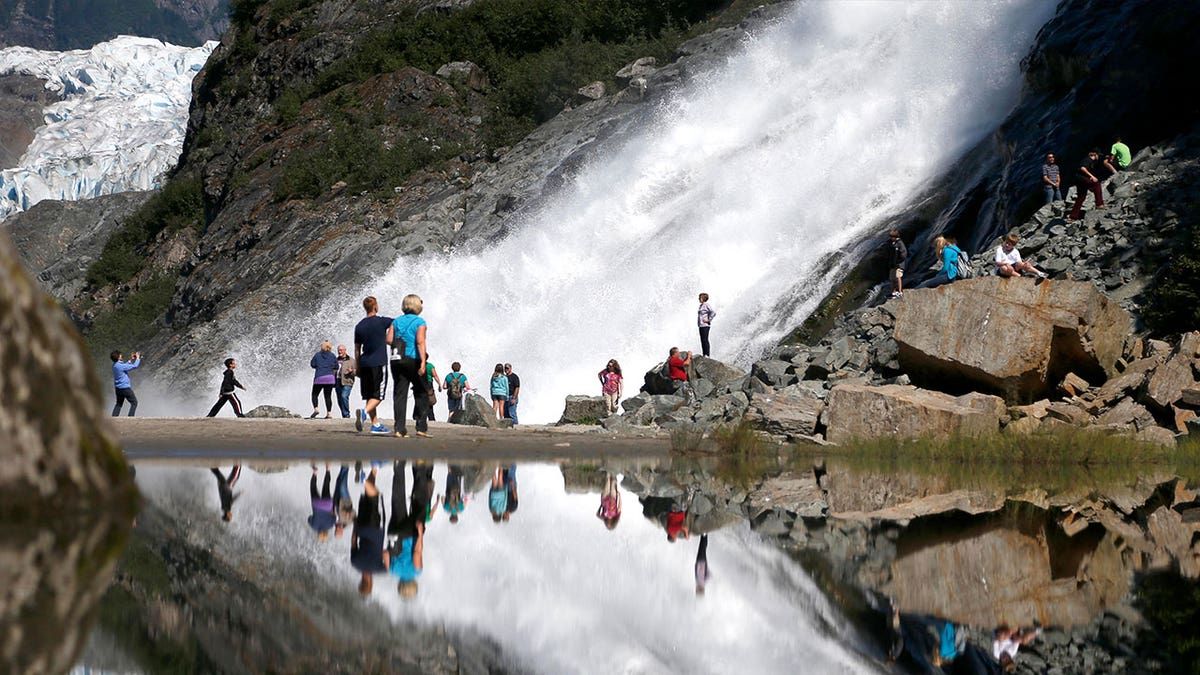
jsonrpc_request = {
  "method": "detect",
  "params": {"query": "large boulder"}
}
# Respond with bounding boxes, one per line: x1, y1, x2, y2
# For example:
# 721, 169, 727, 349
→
640, 354, 744, 396
743, 387, 825, 440
449, 393, 501, 429
1144, 332, 1200, 411
825, 384, 1005, 444
558, 395, 608, 425
893, 277, 1131, 403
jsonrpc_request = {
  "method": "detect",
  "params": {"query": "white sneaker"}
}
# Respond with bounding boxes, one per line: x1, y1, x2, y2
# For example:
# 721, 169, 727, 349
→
891, 291, 903, 298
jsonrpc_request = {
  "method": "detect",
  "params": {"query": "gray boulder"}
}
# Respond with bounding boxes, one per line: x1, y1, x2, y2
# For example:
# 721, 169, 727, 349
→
558, 395, 608, 425
826, 384, 1005, 444
244, 405, 301, 418
894, 277, 1131, 402
449, 393, 501, 429
1145, 332, 1200, 411
434, 61, 489, 90
743, 389, 825, 439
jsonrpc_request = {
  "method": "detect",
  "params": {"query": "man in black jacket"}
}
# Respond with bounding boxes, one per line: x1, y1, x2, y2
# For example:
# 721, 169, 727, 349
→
207, 357, 247, 417
886, 230, 907, 298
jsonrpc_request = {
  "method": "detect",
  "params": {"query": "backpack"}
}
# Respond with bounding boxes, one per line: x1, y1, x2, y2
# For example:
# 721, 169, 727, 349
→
447, 373, 464, 400
953, 246, 975, 279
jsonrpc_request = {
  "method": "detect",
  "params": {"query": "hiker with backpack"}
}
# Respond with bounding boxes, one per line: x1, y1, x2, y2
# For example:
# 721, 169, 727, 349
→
444, 362, 469, 416
915, 235, 972, 289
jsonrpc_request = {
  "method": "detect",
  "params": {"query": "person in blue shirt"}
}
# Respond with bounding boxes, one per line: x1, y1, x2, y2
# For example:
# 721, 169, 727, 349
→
110, 350, 141, 416
914, 236, 963, 289
386, 294, 431, 438
387, 460, 425, 599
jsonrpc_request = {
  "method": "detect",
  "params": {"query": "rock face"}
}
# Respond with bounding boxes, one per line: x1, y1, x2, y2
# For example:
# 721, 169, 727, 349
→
0, 73, 60, 169
558, 395, 608, 424
894, 278, 1131, 403
1144, 332, 1200, 411
825, 384, 1005, 444
0, 228, 132, 506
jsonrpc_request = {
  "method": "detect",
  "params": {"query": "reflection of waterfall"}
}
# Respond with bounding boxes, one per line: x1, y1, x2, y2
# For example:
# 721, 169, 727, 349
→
237, 0, 1055, 423
128, 464, 873, 673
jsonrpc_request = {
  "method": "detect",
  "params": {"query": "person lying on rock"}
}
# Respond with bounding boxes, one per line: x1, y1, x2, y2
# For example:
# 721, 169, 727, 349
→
994, 233, 1047, 280
992, 624, 1041, 671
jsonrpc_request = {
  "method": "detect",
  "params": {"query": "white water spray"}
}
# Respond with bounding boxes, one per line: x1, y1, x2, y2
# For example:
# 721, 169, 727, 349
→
237, 1, 1056, 422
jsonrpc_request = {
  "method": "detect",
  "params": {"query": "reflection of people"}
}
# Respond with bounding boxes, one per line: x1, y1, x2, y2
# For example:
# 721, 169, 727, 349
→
443, 465, 466, 523
386, 461, 424, 599
694, 534, 711, 595
210, 465, 242, 522
992, 625, 1040, 670
334, 464, 353, 537
350, 466, 386, 595
489, 466, 508, 523
503, 465, 519, 521
307, 464, 336, 541
596, 471, 621, 529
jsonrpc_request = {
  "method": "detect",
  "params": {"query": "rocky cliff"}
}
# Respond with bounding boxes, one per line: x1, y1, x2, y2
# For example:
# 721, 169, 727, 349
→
0, 0, 228, 49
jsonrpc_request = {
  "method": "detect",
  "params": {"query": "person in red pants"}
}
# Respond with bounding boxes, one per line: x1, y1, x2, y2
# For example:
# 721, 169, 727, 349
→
1068, 149, 1111, 220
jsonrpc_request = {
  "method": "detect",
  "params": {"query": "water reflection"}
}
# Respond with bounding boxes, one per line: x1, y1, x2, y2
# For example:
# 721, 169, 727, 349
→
86, 459, 869, 674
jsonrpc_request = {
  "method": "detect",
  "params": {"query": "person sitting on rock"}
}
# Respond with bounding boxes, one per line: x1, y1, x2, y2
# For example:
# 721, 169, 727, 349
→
914, 236, 963, 289
668, 347, 691, 396
1111, 135, 1131, 170
994, 233, 1047, 279
992, 624, 1041, 671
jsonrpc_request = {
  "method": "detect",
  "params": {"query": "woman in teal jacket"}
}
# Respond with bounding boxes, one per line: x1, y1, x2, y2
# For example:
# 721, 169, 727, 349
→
915, 236, 962, 289
489, 363, 509, 420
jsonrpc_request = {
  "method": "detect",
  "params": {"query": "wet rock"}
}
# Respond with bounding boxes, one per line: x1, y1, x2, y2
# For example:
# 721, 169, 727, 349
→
893, 278, 1132, 402
825, 384, 1004, 444
244, 405, 300, 418
558, 395, 608, 425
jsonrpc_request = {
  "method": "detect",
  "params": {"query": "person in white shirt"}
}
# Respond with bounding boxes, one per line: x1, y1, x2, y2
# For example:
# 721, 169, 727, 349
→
992, 624, 1040, 670
995, 233, 1047, 279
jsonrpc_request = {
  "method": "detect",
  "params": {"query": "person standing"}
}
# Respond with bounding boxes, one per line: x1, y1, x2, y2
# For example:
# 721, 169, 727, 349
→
489, 363, 509, 420
354, 296, 393, 434
1111, 136, 1131, 170
309, 341, 338, 419
386, 294, 430, 438
886, 230, 907, 299
210, 465, 242, 522
350, 465, 386, 595
697, 293, 716, 357
695, 534, 711, 595
336, 344, 355, 419
443, 464, 466, 523
596, 470, 621, 530
206, 358, 246, 417
307, 464, 336, 541
598, 359, 623, 416
387, 460, 425, 599
423, 356, 441, 422
1068, 149, 1106, 221
1041, 153, 1061, 204
504, 363, 521, 425
110, 350, 141, 417
444, 362, 469, 417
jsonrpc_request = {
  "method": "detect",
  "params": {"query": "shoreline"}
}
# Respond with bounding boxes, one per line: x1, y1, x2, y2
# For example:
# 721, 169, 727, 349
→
113, 417, 670, 460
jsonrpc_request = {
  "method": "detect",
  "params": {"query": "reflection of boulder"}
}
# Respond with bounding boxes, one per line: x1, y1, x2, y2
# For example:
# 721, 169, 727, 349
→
894, 278, 1131, 402
885, 521, 1126, 628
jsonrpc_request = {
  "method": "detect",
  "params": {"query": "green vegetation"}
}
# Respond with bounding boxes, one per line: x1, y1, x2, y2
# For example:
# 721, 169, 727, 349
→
1142, 198, 1200, 334
86, 275, 177, 353
85, 177, 204, 289
1136, 571, 1200, 675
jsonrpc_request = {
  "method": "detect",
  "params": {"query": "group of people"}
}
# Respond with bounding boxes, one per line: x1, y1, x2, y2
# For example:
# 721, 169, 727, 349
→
1041, 135, 1130, 221
882, 597, 1044, 674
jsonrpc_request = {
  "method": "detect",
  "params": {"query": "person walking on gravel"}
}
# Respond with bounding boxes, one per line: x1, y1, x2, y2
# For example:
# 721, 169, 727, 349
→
354, 296, 393, 435
207, 358, 246, 418
386, 294, 431, 438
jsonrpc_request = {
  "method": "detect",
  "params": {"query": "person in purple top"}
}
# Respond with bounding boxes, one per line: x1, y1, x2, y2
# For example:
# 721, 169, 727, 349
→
307, 464, 337, 541
309, 341, 338, 419
110, 350, 141, 417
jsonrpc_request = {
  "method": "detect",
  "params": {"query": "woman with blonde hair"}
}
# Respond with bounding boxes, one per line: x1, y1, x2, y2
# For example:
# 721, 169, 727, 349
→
386, 294, 430, 437
915, 235, 963, 289
309, 340, 338, 418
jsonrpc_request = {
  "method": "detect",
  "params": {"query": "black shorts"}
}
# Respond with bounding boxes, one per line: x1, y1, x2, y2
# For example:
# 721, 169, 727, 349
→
359, 365, 385, 401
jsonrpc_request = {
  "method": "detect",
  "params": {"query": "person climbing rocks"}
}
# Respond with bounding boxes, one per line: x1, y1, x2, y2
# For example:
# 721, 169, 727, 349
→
386, 293, 431, 438
210, 465, 242, 522
444, 362, 469, 417
697, 293, 716, 356
309, 340, 338, 419
206, 357, 246, 418
994, 233, 1047, 280
110, 350, 141, 417
598, 359, 624, 416
1068, 149, 1107, 220
1041, 152, 1061, 204
489, 363, 508, 420
336, 344, 355, 419
504, 363, 521, 425
1111, 135, 1131, 170
914, 236, 962, 289
354, 296, 393, 435
886, 230, 907, 298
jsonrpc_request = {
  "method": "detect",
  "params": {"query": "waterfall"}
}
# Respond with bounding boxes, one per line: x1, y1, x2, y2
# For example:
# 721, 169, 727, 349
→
240, 0, 1057, 423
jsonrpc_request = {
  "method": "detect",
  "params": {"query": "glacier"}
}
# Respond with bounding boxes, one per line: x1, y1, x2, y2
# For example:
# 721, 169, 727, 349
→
0, 35, 215, 220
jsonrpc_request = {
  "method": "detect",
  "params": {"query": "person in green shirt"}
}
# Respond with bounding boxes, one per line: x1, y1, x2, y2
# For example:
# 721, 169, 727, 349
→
1111, 136, 1131, 169
421, 356, 441, 421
